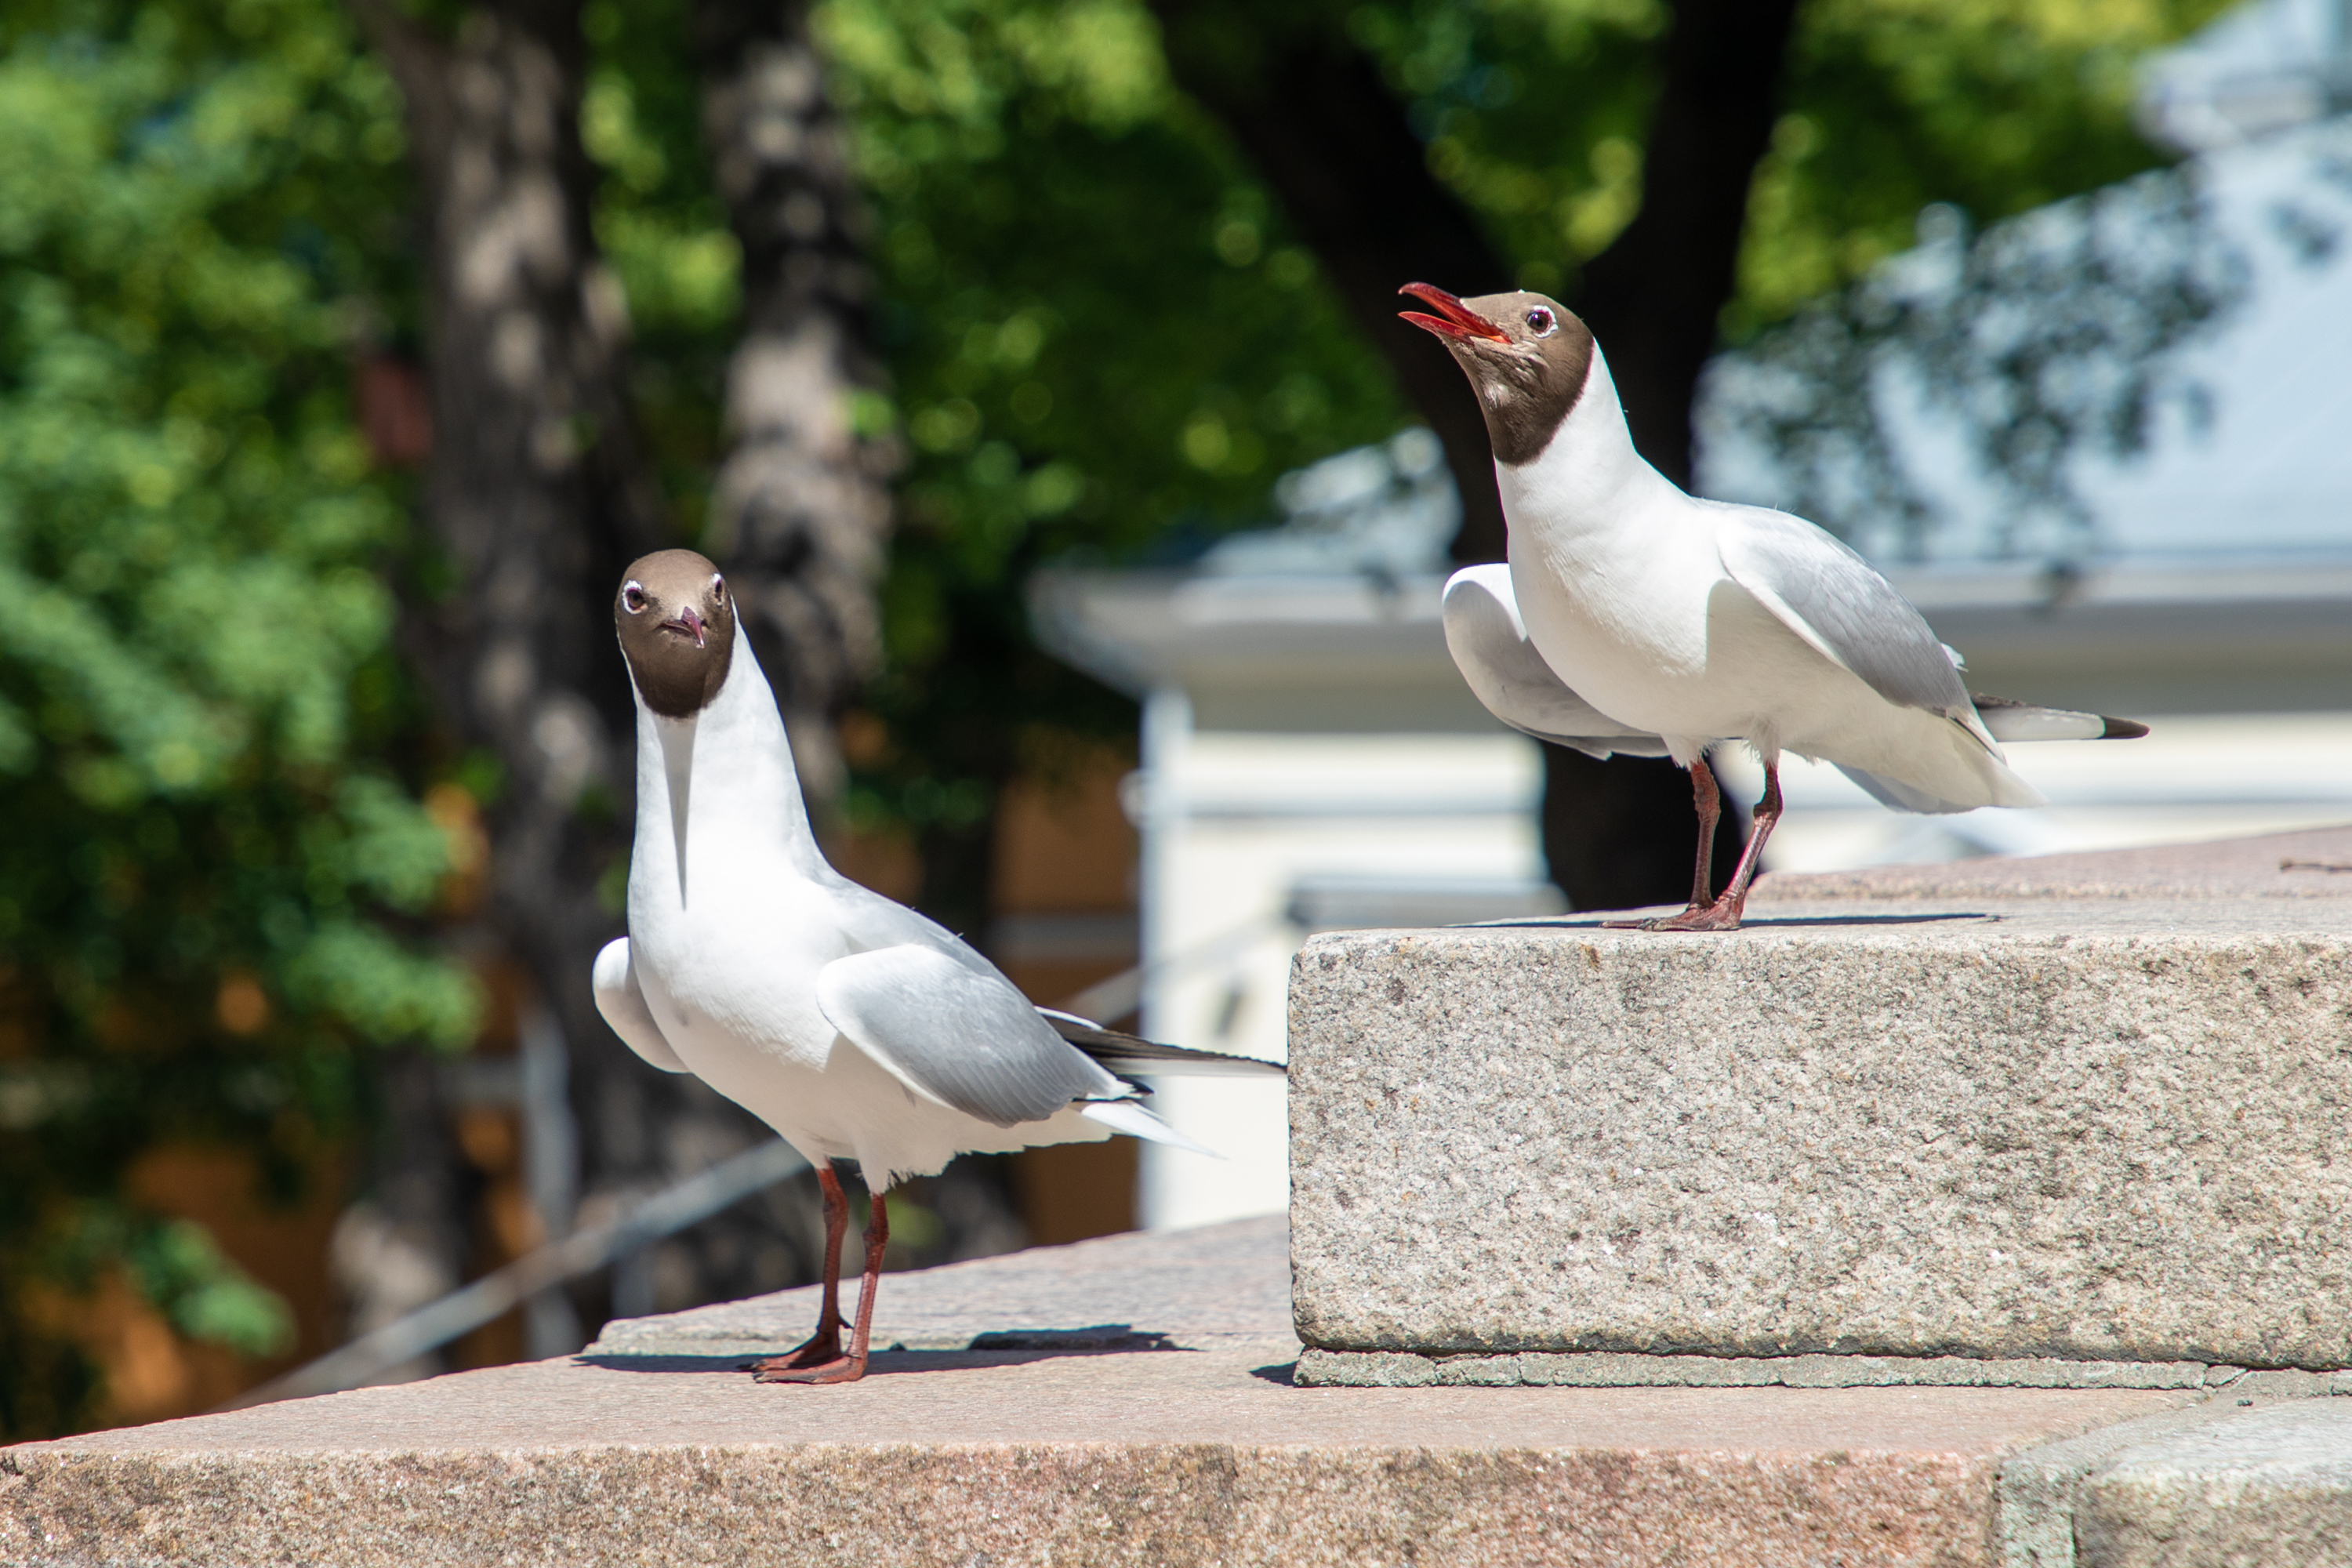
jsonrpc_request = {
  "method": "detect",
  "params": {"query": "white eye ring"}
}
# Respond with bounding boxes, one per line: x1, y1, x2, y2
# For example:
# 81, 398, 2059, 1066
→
1526, 307, 1557, 338
710, 574, 727, 604
622, 582, 648, 613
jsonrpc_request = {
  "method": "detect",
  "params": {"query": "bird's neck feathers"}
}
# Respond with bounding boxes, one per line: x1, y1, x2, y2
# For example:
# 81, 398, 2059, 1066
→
633, 622, 833, 900
1496, 347, 1677, 539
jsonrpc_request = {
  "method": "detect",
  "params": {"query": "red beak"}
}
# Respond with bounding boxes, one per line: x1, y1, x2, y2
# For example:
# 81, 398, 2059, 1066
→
665, 606, 706, 648
1398, 282, 1509, 344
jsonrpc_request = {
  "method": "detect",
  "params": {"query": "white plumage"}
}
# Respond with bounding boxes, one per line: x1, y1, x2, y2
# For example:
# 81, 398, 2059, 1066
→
1400, 281, 2144, 927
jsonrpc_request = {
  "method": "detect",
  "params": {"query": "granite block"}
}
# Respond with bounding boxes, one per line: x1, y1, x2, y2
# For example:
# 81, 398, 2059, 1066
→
0, 1348, 2185, 1568
3, 1220, 2231, 1567
2074, 1399, 2352, 1566
589, 1213, 1292, 1357
1288, 900, 2352, 1370
1294, 1349, 2223, 1390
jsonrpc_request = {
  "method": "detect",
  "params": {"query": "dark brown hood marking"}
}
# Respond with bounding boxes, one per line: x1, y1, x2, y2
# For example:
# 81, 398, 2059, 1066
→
616, 548, 738, 718
1399, 284, 1596, 466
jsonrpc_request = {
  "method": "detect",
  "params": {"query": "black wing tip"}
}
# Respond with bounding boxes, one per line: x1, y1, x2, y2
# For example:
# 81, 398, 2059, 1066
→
2100, 717, 2151, 739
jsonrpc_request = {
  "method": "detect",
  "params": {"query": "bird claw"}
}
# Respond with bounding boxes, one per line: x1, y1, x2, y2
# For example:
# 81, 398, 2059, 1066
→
1636, 903, 1744, 932
765, 1331, 843, 1370
1599, 902, 1744, 932
752, 1354, 868, 1385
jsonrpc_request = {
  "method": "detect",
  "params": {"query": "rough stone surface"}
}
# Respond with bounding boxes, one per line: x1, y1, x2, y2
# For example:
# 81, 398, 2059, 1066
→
1295, 1348, 2230, 1390
1754, 823, 2352, 904
0, 1346, 2183, 1567
1998, 1372, 2352, 1567
590, 1213, 1292, 1356
2074, 1399, 2352, 1566
1289, 899, 2352, 1369
2, 1221, 2223, 1567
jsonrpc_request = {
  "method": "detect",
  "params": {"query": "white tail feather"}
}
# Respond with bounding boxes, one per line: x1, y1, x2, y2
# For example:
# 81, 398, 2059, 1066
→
1080, 1098, 1223, 1159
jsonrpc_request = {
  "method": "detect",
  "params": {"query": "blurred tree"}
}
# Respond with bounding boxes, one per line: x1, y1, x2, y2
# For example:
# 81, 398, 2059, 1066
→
0, 0, 477, 1438
695, 0, 899, 810
1147, 0, 2223, 908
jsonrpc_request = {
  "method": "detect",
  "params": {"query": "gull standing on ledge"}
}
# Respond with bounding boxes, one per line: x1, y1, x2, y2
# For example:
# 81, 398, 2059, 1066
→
1400, 283, 2147, 931
593, 550, 1275, 1383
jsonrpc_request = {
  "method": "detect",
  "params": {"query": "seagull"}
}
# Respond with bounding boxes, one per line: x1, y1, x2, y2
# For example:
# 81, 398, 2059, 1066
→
591, 550, 1276, 1383
1401, 283, 2147, 931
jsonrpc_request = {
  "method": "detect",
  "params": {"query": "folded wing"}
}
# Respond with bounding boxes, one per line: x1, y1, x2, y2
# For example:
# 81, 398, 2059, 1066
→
1713, 506, 1980, 728
817, 945, 1135, 1129
1036, 1009, 1284, 1078
593, 938, 691, 1073
1441, 564, 1670, 759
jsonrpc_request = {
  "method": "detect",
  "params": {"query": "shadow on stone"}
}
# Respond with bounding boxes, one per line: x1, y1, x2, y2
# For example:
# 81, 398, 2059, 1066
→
1476, 911, 1996, 931
578, 1325, 1198, 1377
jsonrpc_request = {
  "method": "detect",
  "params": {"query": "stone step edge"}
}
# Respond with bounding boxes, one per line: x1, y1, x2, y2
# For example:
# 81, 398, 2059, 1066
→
1296, 1348, 2352, 1392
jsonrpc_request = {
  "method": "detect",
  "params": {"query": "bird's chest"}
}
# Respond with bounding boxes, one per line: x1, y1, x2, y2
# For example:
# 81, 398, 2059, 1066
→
1508, 524, 1715, 698
627, 865, 844, 1073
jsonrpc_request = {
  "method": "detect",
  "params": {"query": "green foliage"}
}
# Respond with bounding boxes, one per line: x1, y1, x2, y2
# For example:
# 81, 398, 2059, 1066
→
583, 0, 1405, 910
0, 0, 477, 1437
1337, 0, 2227, 332
1737, 0, 2238, 336
580, 0, 2229, 914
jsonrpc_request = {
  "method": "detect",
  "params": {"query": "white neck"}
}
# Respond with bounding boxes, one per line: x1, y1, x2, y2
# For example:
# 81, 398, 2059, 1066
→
631, 622, 835, 907
1495, 347, 1679, 541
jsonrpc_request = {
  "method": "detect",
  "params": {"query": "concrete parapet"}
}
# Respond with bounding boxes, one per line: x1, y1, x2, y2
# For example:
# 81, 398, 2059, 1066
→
1289, 899, 2352, 1372
8, 1214, 2352, 1564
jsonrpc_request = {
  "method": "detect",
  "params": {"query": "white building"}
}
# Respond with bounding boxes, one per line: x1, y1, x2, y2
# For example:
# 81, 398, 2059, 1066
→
1034, 0, 2352, 1230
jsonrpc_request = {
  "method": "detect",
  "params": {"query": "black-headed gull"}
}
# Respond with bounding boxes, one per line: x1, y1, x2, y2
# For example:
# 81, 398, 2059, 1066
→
1402, 284, 2146, 931
593, 550, 1275, 1382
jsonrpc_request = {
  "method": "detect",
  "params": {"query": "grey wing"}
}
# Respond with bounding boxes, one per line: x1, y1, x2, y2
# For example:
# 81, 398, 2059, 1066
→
817, 945, 1130, 1129
1713, 506, 1974, 719
1441, 565, 1671, 760
1973, 694, 2149, 742
592, 938, 691, 1073
1037, 1010, 1286, 1079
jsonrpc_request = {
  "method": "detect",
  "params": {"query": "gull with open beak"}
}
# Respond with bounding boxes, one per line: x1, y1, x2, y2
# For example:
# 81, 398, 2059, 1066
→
593, 550, 1277, 1382
1400, 283, 2147, 931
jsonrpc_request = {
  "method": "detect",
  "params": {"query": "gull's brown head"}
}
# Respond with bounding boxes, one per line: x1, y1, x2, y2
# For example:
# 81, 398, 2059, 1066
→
1399, 283, 1596, 466
615, 549, 736, 718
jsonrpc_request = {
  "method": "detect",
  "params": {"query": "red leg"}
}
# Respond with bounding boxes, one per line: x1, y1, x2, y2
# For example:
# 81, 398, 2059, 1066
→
756, 1183, 887, 1385
753, 1163, 848, 1374
1638, 759, 1783, 933
1603, 757, 1723, 928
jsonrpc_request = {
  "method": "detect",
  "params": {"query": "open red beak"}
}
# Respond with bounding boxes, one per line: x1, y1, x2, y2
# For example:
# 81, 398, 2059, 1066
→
663, 606, 706, 648
1398, 282, 1509, 344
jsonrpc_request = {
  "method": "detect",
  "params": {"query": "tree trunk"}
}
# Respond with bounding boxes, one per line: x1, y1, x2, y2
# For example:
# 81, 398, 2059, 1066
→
1577, 0, 1804, 488
1148, 11, 1512, 570
352, 0, 829, 1348
694, 0, 898, 818
1149, 0, 1793, 909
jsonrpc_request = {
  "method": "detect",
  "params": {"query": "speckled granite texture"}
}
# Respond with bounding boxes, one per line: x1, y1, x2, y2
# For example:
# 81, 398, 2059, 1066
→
1289, 899, 2352, 1370
1295, 1349, 2352, 1392
1751, 822, 2352, 904
590, 1213, 1291, 1356
2073, 1398, 2352, 1566
1, 1345, 2183, 1567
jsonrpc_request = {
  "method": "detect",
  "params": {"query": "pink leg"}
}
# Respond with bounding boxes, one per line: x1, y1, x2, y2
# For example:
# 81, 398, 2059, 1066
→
1603, 757, 1724, 928
1636, 759, 1783, 933
753, 1164, 848, 1374
755, 1184, 888, 1385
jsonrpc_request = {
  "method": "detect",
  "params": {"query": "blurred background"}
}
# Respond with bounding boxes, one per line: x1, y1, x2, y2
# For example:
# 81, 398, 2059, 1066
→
6, 0, 2349, 1437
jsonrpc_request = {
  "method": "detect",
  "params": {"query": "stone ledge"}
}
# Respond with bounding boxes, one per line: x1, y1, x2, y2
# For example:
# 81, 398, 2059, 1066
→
1296, 1349, 2352, 1393
2073, 1399, 2352, 1567
589, 1212, 1290, 1358
1289, 897, 2352, 1370
0, 1221, 2234, 1567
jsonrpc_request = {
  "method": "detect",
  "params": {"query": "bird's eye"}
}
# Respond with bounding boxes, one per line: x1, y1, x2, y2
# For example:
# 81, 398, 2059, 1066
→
1526, 307, 1557, 338
622, 583, 648, 613
710, 574, 727, 604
